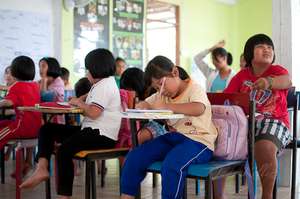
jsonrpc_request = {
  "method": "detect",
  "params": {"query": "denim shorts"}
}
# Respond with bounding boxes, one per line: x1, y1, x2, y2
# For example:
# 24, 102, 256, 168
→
143, 121, 168, 138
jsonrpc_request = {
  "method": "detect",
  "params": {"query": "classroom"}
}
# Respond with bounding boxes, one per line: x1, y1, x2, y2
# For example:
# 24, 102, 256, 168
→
0, 0, 300, 199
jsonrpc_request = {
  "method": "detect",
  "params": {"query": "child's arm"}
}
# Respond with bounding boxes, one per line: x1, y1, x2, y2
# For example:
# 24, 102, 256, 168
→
253, 75, 292, 90
135, 101, 151, 109
151, 99, 206, 116
69, 97, 102, 119
0, 99, 13, 108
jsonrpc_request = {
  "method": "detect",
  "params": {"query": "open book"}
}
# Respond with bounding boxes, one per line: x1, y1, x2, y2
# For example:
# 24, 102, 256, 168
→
35, 102, 77, 110
125, 108, 173, 114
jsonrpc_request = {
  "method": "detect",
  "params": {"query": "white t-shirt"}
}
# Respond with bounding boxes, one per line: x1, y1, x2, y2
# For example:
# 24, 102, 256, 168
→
81, 76, 121, 141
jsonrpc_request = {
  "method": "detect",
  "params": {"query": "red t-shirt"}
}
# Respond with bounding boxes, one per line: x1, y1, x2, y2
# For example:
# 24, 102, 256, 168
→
224, 65, 289, 128
5, 81, 42, 137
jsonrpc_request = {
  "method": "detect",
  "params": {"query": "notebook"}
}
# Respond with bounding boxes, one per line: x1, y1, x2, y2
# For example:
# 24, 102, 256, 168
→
35, 102, 76, 110
125, 108, 173, 114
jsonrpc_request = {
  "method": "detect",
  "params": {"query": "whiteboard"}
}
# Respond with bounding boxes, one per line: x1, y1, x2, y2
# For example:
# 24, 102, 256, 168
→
0, 9, 52, 83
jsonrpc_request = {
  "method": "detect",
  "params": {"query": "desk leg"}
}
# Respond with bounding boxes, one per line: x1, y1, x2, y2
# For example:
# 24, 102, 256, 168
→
130, 119, 138, 147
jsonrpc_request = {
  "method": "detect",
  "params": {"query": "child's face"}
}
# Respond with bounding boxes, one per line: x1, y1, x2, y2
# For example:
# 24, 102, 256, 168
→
252, 43, 274, 66
151, 69, 181, 98
39, 60, 48, 78
116, 60, 126, 76
212, 56, 227, 70
4, 68, 15, 86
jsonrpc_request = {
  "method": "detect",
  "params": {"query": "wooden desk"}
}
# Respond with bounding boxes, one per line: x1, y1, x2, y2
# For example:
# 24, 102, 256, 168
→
18, 106, 83, 114
122, 112, 184, 147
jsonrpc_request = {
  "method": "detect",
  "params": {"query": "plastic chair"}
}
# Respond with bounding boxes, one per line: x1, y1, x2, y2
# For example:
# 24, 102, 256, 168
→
139, 93, 256, 199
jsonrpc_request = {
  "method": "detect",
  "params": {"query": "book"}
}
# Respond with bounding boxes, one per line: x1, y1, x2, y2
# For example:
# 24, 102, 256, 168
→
35, 102, 77, 110
124, 109, 173, 114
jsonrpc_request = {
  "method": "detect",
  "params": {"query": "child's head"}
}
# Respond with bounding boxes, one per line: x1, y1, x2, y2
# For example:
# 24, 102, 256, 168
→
10, 56, 35, 81
144, 56, 182, 98
243, 33, 275, 67
60, 67, 70, 86
120, 67, 145, 100
4, 66, 16, 86
115, 57, 126, 77
85, 48, 115, 83
74, 77, 92, 97
239, 53, 246, 69
211, 47, 233, 70
39, 57, 61, 79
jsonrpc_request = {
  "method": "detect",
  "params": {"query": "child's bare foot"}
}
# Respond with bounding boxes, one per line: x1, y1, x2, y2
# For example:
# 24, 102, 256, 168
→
19, 167, 49, 189
10, 163, 33, 178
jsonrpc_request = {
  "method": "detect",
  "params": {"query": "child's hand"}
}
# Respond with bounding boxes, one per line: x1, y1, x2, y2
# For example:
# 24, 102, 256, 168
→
68, 97, 83, 107
210, 40, 225, 51
253, 78, 270, 90
150, 96, 166, 110
135, 101, 150, 109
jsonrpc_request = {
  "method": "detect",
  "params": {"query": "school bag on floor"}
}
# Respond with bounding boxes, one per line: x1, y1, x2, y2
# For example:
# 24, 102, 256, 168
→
212, 105, 248, 160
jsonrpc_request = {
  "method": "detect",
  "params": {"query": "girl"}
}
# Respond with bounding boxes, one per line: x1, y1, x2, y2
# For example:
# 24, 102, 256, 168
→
120, 56, 218, 199
0, 56, 41, 174
194, 40, 235, 92
0, 66, 16, 91
217, 34, 292, 199
20, 49, 122, 199
39, 57, 65, 103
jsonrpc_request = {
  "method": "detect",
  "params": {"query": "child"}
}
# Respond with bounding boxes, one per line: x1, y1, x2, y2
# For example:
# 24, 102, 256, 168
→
120, 56, 218, 199
0, 56, 41, 175
0, 66, 16, 92
239, 53, 247, 70
115, 57, 126, 88
74, 77, 92, 98
217, 34, 292, 199
21, 49, 122, 199
194, 40, 235, 92
61, 67, 73, 90
39, 57, 65, 102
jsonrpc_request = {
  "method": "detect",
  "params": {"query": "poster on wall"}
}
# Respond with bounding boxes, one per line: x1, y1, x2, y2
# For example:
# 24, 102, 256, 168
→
0, 9, 51, 84
113, 0, 144, 69
74, 0, 109, 76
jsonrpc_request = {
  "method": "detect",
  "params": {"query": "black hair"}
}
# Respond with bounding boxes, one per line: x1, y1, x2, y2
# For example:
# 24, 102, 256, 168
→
4, 66, 11, 74
144, 55, 175, 88
74, 77, 92, 97
85, 48, 115, 79
212, 47, 233, 66
10, 56, 35, 81
39, 57, 61, 78
60, 67, 70, 81
116, 57, 126, 63
177, 66, 189, 80
120, 67, 146, 100
243, 33, 275, 67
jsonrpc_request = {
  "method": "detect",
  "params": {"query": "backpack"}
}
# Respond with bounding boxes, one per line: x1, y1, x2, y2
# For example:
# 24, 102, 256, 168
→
212, 105, 248, 160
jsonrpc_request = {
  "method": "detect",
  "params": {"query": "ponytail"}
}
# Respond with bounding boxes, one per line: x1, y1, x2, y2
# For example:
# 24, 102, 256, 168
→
226, 52, 233, 66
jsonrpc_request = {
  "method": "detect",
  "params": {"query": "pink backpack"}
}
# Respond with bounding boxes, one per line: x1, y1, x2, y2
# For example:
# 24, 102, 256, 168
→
212, 105, 248, 160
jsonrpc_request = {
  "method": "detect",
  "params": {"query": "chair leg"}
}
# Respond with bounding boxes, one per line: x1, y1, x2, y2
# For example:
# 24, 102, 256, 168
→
242, 175, 246, 185
205, 179, 212, 199
273, 176, 277, 199
195, 179, 200, 195
91, 161, 96, 199
235, 174, 240, 193
0, 148, 4, 184
85, 160, 91, 199
15, 147, 23, 199
45, 160, 52, 199
182, 179, 187, 199
152, 173, 157, 188
291, 144, 297, 199
100, 160, 105, 187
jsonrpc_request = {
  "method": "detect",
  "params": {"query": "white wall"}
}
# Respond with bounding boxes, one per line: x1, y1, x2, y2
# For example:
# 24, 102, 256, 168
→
0, 0, 61, 59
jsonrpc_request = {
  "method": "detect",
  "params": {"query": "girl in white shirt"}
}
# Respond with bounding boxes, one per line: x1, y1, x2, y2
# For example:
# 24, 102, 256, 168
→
21, 49, 121, 199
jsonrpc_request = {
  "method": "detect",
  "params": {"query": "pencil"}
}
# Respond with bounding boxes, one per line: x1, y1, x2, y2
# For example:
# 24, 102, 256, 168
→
159, 77, 166, 96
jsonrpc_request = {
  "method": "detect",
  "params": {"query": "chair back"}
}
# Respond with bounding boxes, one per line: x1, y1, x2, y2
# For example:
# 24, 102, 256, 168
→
286, 87, 298, 143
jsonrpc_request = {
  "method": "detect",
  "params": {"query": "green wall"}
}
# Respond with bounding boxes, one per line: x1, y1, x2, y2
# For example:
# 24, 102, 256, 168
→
61, 0, 273, 83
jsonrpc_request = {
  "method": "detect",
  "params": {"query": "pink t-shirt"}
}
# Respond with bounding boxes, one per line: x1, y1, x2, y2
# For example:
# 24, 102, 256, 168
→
224, 65, 289, 128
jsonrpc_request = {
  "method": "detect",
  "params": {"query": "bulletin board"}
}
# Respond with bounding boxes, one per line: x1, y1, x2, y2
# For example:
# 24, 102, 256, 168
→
73, 0, 110, 77
0, 9, 52, 83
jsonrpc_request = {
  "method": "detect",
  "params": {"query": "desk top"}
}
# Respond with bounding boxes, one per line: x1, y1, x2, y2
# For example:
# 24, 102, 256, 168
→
17, 106, 83, 114
122, 112, 184, 120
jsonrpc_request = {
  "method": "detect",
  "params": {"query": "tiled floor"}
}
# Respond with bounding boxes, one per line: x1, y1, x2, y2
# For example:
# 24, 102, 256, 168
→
0, 158, 298, 199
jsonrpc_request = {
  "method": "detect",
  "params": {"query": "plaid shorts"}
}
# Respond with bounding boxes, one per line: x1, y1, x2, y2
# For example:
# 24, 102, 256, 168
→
255, 118, 292, 151
143, 121, 168, 138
